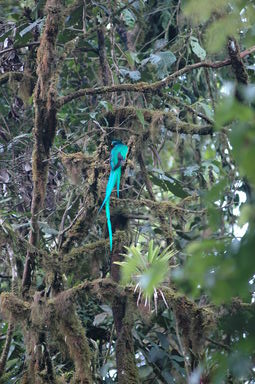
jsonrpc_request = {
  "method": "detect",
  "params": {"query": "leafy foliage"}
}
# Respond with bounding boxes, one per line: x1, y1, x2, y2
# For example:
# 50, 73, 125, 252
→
116, 240, 176, 306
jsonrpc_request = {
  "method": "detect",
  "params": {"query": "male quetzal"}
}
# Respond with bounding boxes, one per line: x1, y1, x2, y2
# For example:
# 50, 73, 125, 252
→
99, 140, 128, 251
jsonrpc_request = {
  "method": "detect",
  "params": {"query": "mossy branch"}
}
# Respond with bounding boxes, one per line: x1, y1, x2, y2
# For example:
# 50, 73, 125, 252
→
228, 38, 249, 85
22, 0, 63, 296
40, 231, 126, 279
56, 45, 255, 107
115, 197, 201, 214
56, 306, 92, 384
0, 322, 14, 377
105, 107, 213, 135
51, 277, 215, 358
112, 298, 139, 384
0, 293, 31, 321
0, 72, 25, 85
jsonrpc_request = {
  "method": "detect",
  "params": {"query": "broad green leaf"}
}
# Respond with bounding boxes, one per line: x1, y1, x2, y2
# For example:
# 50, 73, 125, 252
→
136, 109, 145, 127
149, 169, 190, 198
19, 19, 43, 37
65, 5, 83, 27
190, 37, 206, 60
122, 8, 136, 28
120, 68, 141, 82
149, 51, 176, 79
139, 365, 153, 379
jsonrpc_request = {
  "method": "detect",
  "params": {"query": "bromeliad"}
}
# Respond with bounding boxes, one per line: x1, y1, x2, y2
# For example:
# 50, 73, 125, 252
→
99, 140, 128, 251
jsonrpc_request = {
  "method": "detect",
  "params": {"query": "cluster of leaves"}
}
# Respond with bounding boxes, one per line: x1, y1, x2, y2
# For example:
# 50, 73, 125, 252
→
116, 240, 176, 309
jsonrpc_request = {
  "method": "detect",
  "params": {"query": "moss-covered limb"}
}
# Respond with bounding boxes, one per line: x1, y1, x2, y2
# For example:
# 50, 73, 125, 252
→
1, 292, 57, 383
57, 45, 255, 107
62, 231, 126, 277
114, 196, 201, 215
56, 307, 92, 384
113, 297, 139, 384
51, 278, 211, 322
60, 205, 96, 253
63, 278, 215, 360
59, 152, 101, 252
149, 287, 215, 366
105, 107, 213, 136
23, 328, 57, 384
0, 292, 31, 321
46, 286, 93, 383
40, 236, 110, 278
0, 71, 27, 86
0, 245, 19, 378
171, 294, 215, 357
22, 0, 63, 296
52, 278, 120, 307
0, 321, 15, 377
227, 38, 249, 85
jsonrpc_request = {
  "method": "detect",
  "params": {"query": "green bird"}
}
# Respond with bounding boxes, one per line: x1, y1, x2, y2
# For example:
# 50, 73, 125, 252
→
99, 140, 128, 251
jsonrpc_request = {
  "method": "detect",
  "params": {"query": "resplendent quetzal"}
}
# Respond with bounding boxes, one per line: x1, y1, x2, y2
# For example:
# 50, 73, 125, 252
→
99, 140, 128, 251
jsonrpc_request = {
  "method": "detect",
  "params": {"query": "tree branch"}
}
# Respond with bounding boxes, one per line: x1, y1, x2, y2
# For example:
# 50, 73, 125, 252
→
0, 71, 24, 85
105, 106, 213, 135
22, 0, 63, 296
0, 42, 40, 56
57, 45, 255, 107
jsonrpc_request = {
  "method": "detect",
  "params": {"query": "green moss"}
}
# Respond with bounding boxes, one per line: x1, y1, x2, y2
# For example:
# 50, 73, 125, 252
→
61, 230, 126, 275
113, 298, 139, 384
161, 289, 215, 355
0, 370, 14, 383
0, 293, 30, 321
57, 307, 92, 384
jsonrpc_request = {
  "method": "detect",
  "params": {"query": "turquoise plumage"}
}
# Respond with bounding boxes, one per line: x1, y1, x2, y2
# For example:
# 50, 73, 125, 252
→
99, 141, 128, 251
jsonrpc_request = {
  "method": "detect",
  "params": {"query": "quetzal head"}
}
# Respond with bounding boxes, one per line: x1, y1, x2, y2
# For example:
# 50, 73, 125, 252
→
111, 139, 123, 147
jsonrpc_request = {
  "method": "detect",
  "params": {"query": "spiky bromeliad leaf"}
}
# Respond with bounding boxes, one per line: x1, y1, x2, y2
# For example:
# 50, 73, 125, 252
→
115, 240, 176, 309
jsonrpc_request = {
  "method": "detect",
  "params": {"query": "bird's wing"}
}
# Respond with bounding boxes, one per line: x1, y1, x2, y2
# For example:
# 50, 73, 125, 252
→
110, 144, 128, 170
113, 151, 124, 171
